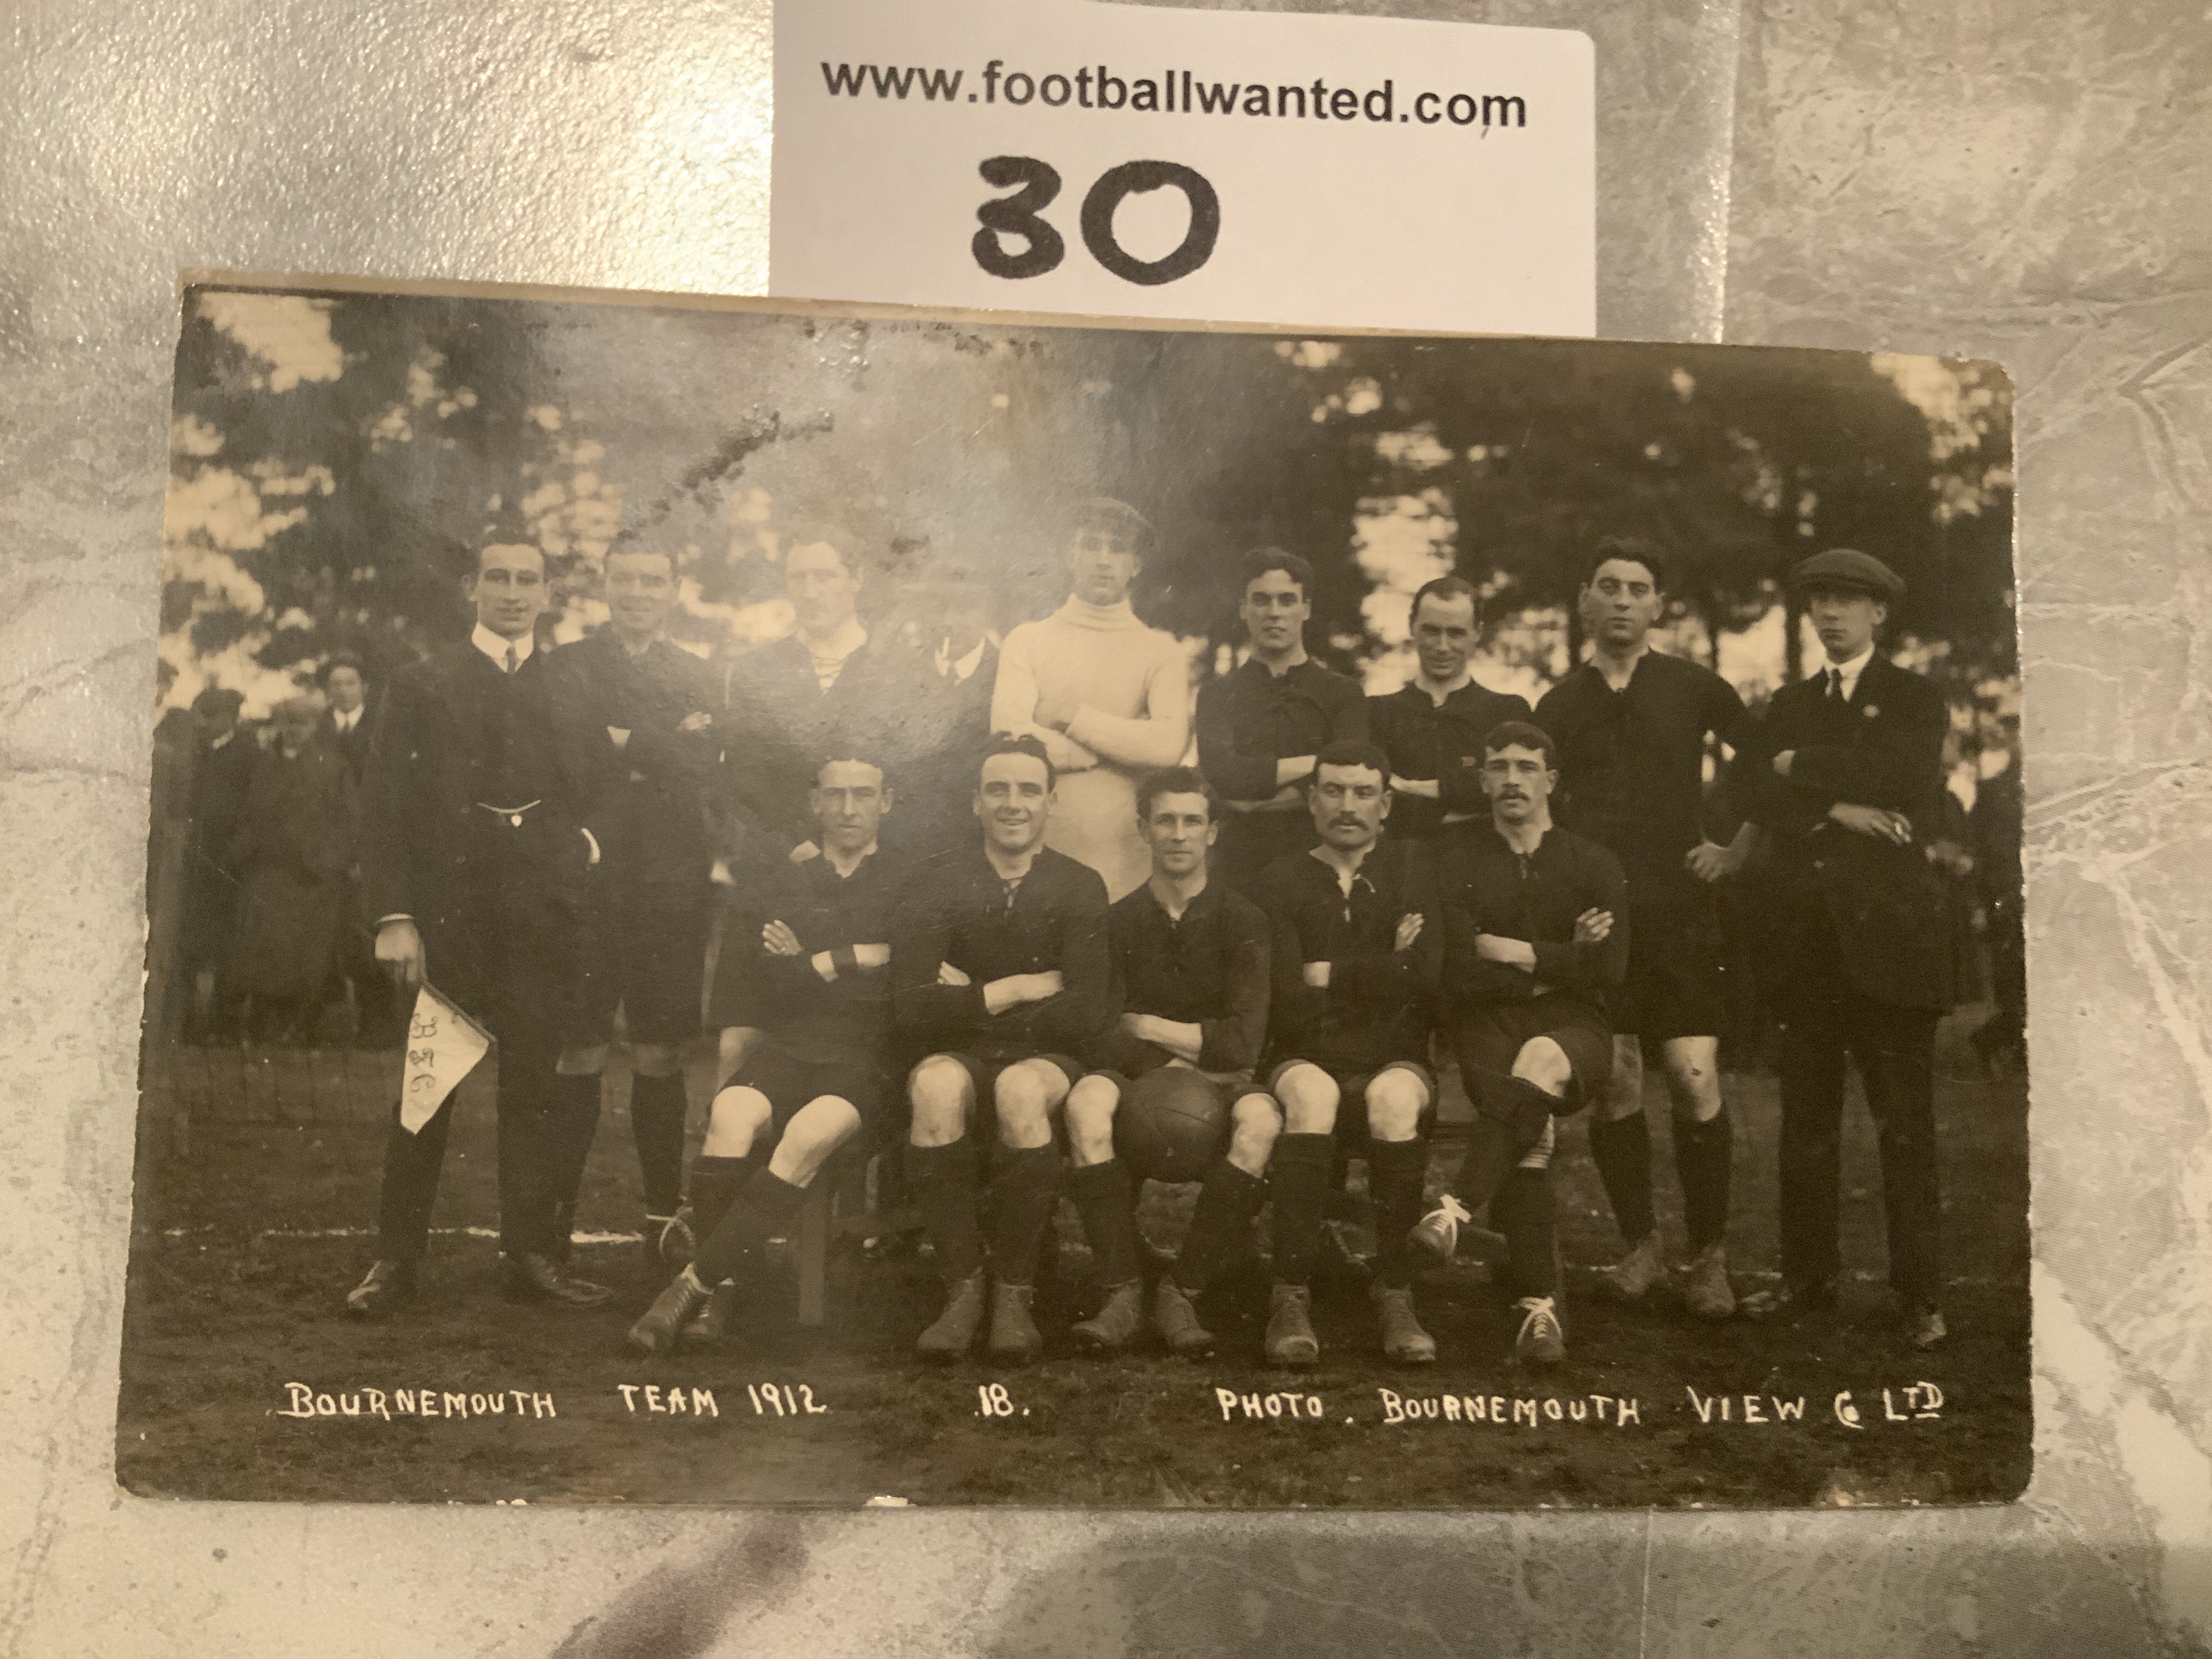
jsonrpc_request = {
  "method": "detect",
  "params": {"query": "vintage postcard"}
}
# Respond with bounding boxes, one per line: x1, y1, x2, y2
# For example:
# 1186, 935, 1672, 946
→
123, 279, 2023, 1507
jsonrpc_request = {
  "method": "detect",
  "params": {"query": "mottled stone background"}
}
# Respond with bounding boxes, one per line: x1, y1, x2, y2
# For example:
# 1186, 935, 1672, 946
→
2, 0, 2206, 1652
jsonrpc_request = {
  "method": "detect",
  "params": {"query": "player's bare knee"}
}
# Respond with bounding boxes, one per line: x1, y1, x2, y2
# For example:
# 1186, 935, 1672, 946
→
1063, 1076, 1120, 1167
1275, 1063, 1340, 1134
1663, 1041, 1724, 1122
702, 1086, 773, 1157
770, 1096, 861, 1186
1227, 1094, 1283, 1173
907, 1055, 973, 1147
1511, 1037, 1573, 1099
556, 1043, 608, 1077
1364, 1069, 1429, 1143
994, 1064, 1058, 1151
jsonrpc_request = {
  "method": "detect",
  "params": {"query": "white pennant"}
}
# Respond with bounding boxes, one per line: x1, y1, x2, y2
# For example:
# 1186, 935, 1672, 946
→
398, 984, 493, 1135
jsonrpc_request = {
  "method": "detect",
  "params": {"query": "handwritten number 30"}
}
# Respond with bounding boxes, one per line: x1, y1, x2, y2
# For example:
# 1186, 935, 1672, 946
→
973, 156, 1221, 286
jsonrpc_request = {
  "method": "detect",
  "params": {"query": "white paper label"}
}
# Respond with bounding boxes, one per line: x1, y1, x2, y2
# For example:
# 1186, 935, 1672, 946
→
772, 0, 1595, 337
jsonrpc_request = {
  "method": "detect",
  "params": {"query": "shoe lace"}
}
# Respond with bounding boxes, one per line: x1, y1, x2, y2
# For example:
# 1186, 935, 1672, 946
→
1435, 1195, 1472, 1228
1516, 1296, 1559, 1335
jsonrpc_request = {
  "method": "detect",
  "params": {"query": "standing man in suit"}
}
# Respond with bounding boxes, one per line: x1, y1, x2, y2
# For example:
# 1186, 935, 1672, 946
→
1733, 549, 1954, 1350
1194, 549, 1369, 896
549, 539, 724, 1273
1367, 575, 1531, 847
343, 533, 608, 1317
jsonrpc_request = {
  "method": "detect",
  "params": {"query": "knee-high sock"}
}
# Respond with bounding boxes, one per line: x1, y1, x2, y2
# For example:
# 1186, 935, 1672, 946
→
692, 1167, 807, 1286
988, 1144, 1062, 1288
1674, 1107, 1734, 1252
685, 1153, 760, 1277
1365, 1137, 1430, 1290
1497, 1166, 1558, 1301
629, 1073, 689, 1217
1175, 1160, 1265, 1295
1068, 1159, 1142, 1287
1452, 1078, 1559, 1216
1589, 1110, 1656, 1245
907, 1139, 984, 1285
1268, 1133, 1335, 1287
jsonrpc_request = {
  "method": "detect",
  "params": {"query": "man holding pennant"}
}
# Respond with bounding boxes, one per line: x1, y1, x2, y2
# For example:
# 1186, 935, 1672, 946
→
343, 522, 609, 1317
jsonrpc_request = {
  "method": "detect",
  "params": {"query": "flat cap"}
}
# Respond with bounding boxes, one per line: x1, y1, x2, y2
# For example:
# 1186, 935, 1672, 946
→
1790, 547, 1904, 601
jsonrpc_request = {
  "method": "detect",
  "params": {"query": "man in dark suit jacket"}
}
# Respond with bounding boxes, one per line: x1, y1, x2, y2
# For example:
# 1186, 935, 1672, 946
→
1732, 549, 1954, 1350
343, 535, 609, 1317
548, 540, 724, 1271
178, 686, 255, 1041
322, 652, 375, 783
320, 652, 388, 1040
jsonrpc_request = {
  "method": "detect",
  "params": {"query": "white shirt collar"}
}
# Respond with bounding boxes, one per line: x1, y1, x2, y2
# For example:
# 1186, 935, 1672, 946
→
1824, 644, 1876, 702
936, 633, 994, 683
472, 623, 536, 670
332, 706, 360, 732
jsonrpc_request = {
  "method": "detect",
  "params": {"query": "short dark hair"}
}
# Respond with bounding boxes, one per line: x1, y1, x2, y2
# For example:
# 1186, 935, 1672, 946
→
1070, 496, 1154, 561
605, 536, 677, 575
1481, 719, 1558, 770
1409, 574, 1480, 628
1137, 766, 1218, 823
978, 731, 1056, 792
1583, 536, 1668, 594
191, 686, 244, 718
782, 521, 864, 576
809, 752, 888, 789
1311, 738, 1392, 787
320, 650, 365, 687
1240, 547, 1313, 601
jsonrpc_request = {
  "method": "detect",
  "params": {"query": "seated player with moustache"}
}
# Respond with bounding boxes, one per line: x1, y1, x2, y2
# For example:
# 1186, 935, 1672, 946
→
1257, 740, 1442, 1369
627, 753, 905, 1353
893, 733, 1113, 1364
1411, 721, 1630, 1365
1060, 767, 1278, 1357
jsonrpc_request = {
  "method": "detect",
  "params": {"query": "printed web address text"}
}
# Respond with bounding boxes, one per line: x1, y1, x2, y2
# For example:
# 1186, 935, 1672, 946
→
821, 61, 1530, 131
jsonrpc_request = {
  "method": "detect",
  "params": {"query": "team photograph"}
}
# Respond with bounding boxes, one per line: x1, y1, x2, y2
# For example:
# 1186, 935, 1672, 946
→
121, 283, 2028, 1508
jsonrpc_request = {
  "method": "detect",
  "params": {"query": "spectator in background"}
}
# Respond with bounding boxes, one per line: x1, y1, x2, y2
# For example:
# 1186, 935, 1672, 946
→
179, 686, 255, 1042
320, 651, 390, 1041
224, 695, 353, 1044
323, 652, 374, 783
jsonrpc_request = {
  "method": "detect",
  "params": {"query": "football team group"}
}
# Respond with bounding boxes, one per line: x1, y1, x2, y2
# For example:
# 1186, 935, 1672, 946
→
341, 495, 1960, 1372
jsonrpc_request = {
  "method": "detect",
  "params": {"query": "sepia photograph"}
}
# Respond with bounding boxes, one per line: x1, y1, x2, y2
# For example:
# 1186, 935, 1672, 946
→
123, 280, 2025, 1509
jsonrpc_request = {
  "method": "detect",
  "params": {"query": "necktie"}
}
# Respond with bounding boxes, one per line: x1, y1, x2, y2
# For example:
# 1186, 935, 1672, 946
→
1826, 668, 1843, 703
504, 644, 519, 676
